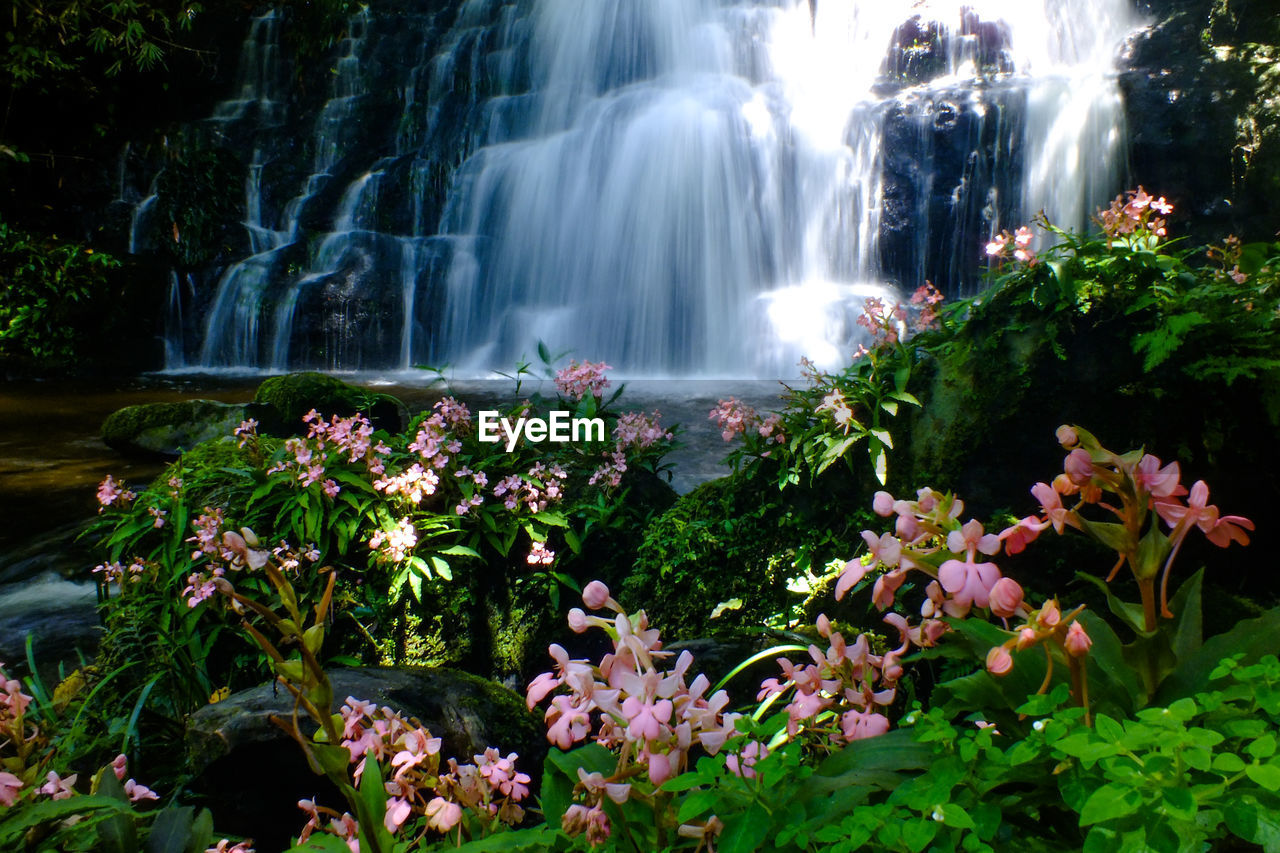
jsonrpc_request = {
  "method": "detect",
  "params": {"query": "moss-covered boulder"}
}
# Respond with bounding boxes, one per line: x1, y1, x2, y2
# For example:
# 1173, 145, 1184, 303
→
185, 667, 544, 850
253, 371, 407, 433
101, 399, 250, 458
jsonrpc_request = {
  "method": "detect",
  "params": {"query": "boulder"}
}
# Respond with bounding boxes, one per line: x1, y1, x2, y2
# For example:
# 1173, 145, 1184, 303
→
253, 371, 407, 433
100, 399, 251, 458
185, 667, 545, 850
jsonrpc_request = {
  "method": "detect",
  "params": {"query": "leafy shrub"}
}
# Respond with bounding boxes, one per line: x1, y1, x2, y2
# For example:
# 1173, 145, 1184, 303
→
0, 219, 120, 369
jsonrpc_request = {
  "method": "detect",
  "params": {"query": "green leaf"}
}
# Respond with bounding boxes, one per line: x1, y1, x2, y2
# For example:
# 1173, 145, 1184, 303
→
185, 809, 214, 853
676, 789, 718, 823
1213, 753, 1246, 774
145, 807, 193, 853
1156, 606, 1280, 703
900, 818, 939, 853
1161, 788, 1196, 821
1247, 763, 1280, 791
430, 556, 453, 581
718, 803, 771, 853
936, 803, 975, 829
1078, 783, 1143, 825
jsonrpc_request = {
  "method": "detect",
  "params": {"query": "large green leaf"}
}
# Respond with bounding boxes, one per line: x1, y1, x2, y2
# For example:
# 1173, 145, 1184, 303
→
1155, 605, 1280, 704
144, 806, 193, 853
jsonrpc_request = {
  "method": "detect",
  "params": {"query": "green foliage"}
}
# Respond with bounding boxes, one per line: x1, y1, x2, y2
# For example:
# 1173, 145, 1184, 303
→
623, 474, 869, 640
0, 218, 120, 369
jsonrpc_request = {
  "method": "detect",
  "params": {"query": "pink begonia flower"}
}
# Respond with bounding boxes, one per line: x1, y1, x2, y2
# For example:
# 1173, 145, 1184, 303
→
1031, 482, 1073, 533
125, 778, 158, 802
1135, 454, 1183, 500
582, 580, 612, 610
863, 530, 902, 567
39, 771, 77, 800
946, 519, 1001, 558
937, 558, 1001, 611
0, 772, 21, 807
646, 751, 674, 787
871, 568, 908, 610
999, 516, 1047, 555
1065, 621, 1092, 657
840, 708, 890, 741
725, 740, 768, 778
384, 797, 412, 833
988, 577, 1025, 619
986, 646, 1013, 675
835, 559, 870, 600
206, 840, 255, 853
1064, 449, 1094, 485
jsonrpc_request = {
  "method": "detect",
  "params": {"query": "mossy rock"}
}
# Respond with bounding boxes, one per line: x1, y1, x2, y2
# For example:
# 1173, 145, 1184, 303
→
101, 399, 249, 458
185, 667, 544, 850
253, 371, 407, 433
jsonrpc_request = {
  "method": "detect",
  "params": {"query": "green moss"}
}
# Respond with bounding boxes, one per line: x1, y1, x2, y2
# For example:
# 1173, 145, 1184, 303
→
101, 399, 248, 456
253, 372, 406, 432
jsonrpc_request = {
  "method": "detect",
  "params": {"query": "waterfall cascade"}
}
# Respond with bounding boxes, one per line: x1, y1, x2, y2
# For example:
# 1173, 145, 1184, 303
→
136, 0, 1143, 375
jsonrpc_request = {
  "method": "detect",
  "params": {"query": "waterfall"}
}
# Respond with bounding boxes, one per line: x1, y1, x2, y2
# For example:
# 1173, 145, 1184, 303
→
168, 0, 1141, 376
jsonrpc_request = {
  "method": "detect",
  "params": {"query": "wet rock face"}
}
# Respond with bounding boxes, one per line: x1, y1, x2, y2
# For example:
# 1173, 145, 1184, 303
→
185, 667, 545, 851
100, 399, 251, 458
881, 12, 1013, 86
877, 86, 1023, 297
1121, 0, 1280, 240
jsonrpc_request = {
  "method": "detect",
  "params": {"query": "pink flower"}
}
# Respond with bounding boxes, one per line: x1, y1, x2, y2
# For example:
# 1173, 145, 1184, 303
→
872, 491, 895, 516
999, 516, 1047, 555
582, 580, 611, 610
1135, 454, 1183, 500
871, 569, 907, 610
112, 754, 128, 781
835, 559, 871, 600
1064, 620, 1092, 657
988, 577, 1025, 619
384, 797, 412, 833
1031, 482, 1073, 533
937, 558, 1001, 612
124, 778, 158, 802
985, 645, 1013, 675
1064, 449, 1094, 485
39, 770, 77, 800
425, 796, 462, 833
555, 361, 612, 400
0, 772, 21, 806
840, 708, 890, 741
863, 530, 902, 567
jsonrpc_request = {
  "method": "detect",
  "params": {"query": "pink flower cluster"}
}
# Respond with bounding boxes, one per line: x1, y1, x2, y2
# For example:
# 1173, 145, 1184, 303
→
526, 582, 743, 844
985, 225, 1036, 264
856, 296, 907, 345
909, 282, 945, 331
555, 361, 612, 401
368, 517, 418, 564
613, 411, 671, 452
1096, 186, 1173, 246
298, 698, 528, 849
493, 462, 566, 512
758, 611, 911, 745
268, 411, 391, 492
182, 518, 272, 607
96, 475, 136, 510
709, 399, 784, 445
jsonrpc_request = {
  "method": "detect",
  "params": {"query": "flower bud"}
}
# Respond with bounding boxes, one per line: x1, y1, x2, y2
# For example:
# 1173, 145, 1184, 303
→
989, 578, 1025, 618
1065, 621, 1092, 657
567, 608, 590, 633
1016, 626, 1038, 651
582, 580, 610, 610
872, 491, 896, 516
1064, 449, 1094, 485
1056, 425, 1079, 447
1038, 600, 1061, 629
985, 645, 1013, 675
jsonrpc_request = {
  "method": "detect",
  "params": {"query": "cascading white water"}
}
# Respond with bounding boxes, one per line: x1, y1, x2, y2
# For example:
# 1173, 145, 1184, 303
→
177, 0, 1141, 375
